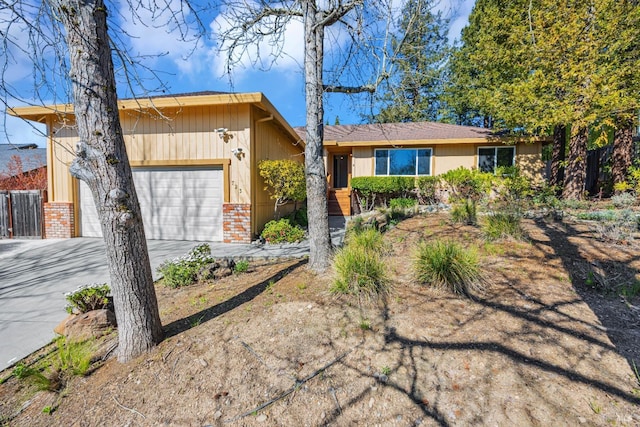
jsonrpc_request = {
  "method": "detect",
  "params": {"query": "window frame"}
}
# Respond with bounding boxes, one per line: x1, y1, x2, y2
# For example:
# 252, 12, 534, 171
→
373, 148, 433, 176
477, 146, 516, 173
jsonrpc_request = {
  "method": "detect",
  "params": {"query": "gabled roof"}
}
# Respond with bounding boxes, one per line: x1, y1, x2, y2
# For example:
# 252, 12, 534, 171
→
0, 144, 46, 176
296, 122, 545, 146
9, 91, 302, 146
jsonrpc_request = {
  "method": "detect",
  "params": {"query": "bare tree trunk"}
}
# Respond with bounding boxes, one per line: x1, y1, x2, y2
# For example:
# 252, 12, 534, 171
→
303, 0, 331, 272
549, 124, 566, 190
51, 0, 163, 361
611, 118, 634, 189
563, 125, 588, 200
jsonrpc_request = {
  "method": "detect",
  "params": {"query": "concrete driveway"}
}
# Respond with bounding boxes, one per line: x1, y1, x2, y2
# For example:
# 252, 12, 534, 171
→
0, 218, 347, 373
0, 238, 206, 372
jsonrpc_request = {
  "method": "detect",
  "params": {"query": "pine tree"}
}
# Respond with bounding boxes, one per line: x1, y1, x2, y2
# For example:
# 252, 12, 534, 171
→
373, 0, 450, 123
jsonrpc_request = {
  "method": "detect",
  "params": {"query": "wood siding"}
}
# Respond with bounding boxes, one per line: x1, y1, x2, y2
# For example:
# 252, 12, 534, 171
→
49, 104, 254, 204
251, 107, 304, 236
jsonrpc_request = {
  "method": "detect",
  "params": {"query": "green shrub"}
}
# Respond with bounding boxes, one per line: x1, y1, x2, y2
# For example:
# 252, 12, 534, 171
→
351, 176, 415, 211
288, 207, 308, 227
389, 197, 417, 210
64, 284, 111, 314
483, 213, 524, 240
416, 176, 440, 204
261, 219, 306, 244
234, 259, 250, 274
258, 159, 306, 218
414, 240, 484, 296
157, 243, 215, 288
440, 167, 493, 203
332, 228, 388, 300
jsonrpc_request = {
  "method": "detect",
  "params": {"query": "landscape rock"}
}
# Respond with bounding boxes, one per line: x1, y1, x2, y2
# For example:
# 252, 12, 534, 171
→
55, 309, 117, 341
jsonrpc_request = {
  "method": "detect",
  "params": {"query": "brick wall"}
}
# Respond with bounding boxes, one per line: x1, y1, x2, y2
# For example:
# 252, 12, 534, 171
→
223, 203, 251, 243
44, 202, 75, 238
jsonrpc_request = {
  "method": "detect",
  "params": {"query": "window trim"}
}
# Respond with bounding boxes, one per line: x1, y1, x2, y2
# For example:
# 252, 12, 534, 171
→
477, 146, 516, 173
374, 147, 433, 176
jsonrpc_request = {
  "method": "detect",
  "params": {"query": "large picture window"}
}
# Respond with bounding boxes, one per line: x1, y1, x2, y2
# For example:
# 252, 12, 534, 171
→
374, 148, 432, 176
478, 146, 515, 173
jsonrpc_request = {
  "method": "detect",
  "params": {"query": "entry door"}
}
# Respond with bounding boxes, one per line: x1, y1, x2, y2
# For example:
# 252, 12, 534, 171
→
333, 154, 349, 188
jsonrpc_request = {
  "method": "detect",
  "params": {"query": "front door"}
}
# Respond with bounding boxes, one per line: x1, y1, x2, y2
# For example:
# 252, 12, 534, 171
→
329, 153, 351, 216
333, 154, 349, 188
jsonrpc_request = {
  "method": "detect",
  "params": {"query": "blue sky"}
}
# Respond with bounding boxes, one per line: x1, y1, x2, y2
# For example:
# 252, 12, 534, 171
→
0, 0, 475, 147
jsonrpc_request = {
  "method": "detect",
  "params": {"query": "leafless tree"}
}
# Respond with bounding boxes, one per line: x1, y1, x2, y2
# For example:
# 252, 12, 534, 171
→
215, 0, 407, 272
0, 0, 206, 362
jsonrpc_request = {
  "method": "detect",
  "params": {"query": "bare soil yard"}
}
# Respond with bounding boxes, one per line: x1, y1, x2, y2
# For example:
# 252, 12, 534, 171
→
1, 212, 639, 426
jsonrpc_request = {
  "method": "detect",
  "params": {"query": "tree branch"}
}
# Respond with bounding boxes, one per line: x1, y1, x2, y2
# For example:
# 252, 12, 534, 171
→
324, 84, 376, 93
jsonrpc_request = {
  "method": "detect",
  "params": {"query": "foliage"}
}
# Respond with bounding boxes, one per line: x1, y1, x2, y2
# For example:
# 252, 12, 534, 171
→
372, 0, 451, 123
157, 244, 215, 288
261, 219, 305, 244
258, 159, 306, 217
416, 176, 440, 205
53, 336, 93, 377
234, 260, 250, 274
351, 176, 415, 211
414, 240, 485, 296
64, 284, 111, 314
440, 167, 492, 202
483, 213, 524, 241
0, 154, 47, 190
332, 228, 389, 300
389, 197, 417, 211
450, 200, 477, 225
11, 363, 51, 391
287, 207, 308, 227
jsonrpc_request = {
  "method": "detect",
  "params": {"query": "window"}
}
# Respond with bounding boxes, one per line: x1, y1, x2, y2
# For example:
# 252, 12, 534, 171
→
374, 148, 432, 176
478, 146, 515, 173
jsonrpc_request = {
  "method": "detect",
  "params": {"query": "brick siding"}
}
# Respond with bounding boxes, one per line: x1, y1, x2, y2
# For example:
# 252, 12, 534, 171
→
223, 203, 251, 243
44, 202, 75, 238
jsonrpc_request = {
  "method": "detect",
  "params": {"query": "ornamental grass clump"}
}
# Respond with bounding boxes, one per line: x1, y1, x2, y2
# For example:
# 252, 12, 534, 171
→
483, 212, 524, 241
157, 243, 215, 288
331, 228, 389, 300
414, 240, 485, 297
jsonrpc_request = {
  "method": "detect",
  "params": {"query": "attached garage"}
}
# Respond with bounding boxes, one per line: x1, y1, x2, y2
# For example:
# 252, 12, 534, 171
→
79, 167, 224, 241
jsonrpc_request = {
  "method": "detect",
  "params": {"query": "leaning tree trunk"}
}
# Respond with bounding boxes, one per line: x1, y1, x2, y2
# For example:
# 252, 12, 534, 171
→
51, 0, 164, 362
549, 124, 566, 190
563, 125, 588, 200
611, 118, 634, 189
303, 0, 332, 272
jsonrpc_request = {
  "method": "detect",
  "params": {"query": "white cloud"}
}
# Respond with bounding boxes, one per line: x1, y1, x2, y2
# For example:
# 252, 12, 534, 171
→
209, 11, 305, 83
1, 113, 46, 147
116, 0, 207, 75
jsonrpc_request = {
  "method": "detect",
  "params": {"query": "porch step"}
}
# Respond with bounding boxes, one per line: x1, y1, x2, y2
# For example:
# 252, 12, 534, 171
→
329, 189, 350, 216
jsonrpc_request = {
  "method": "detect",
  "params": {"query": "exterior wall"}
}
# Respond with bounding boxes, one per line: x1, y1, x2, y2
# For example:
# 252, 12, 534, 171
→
432, 144, 476, 175
223, 203, 251, 243
43, 202, 74, 238
515, 142, 545, 184
49, 104, 252, 204
251, 107, 304, 237
349, 142, 544, 181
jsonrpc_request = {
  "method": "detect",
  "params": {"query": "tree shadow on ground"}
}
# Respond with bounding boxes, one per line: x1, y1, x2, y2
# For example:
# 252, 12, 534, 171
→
531, 218, 640, 369
163, 259, 308, 338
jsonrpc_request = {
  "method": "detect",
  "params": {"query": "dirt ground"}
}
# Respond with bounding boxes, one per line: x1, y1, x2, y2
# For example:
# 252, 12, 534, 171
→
1, 212, 639, 426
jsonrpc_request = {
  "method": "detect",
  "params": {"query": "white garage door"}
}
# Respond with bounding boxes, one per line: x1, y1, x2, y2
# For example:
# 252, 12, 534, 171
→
79, 167, 224, 241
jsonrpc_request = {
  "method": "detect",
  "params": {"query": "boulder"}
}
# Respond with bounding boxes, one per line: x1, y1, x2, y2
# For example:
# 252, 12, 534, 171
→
55, 309, 117, 341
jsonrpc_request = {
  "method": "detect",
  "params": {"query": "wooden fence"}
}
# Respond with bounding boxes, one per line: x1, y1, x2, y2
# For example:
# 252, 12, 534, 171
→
0, 190, 45, 238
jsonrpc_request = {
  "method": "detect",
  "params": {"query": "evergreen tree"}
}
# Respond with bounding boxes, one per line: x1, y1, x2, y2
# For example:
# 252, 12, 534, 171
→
373, 0, 450, 123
